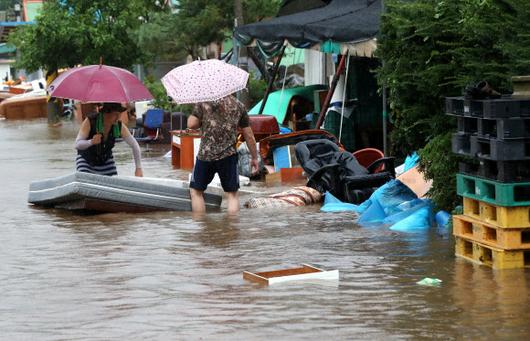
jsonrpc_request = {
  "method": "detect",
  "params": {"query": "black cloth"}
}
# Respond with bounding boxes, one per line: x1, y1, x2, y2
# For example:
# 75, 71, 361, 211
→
236, 0, 380, 46
78, 118, 121, 167
295, 139, 367, 177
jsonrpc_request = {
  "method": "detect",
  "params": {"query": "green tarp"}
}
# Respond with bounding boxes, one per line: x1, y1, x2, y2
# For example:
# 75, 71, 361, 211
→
249, 84, 326, 124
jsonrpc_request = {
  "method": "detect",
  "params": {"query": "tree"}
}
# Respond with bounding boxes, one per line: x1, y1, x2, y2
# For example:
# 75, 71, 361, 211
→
168, 0, 280, 60
377, 0, 530, 210
8, 0, 162, 73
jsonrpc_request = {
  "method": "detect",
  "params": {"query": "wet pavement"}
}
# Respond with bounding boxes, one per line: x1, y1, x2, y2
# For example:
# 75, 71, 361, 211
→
1, 118, 530, 340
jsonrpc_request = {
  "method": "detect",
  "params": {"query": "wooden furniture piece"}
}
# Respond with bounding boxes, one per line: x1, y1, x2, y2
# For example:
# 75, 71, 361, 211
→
171, 130, 202, 170
243, 264, 339, 285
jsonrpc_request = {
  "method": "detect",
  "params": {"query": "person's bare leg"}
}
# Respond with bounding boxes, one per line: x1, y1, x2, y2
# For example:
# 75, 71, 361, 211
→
226, 191, 240, 214
190, 188, 206, 213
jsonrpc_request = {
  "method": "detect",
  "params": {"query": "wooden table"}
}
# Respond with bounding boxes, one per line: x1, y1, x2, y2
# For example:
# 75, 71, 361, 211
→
171, 130, 202, 170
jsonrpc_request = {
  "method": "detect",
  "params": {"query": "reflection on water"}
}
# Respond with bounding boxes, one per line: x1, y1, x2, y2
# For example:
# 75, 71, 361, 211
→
452, 261, 530, 339
1, 119, 530, 339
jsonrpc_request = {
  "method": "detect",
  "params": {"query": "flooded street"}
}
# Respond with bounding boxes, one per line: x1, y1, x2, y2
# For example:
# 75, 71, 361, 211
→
1, 119, 530, 340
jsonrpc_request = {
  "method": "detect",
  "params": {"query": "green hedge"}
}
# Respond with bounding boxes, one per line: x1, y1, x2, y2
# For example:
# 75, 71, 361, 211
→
377, 0, 530, 210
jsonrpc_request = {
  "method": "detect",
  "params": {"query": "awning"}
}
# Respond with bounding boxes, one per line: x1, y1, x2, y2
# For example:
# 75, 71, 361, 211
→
277, 0, 331, 17
235, 0, 380, 57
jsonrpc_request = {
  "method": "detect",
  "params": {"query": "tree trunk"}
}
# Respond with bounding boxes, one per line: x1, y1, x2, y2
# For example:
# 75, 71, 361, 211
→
234, 0, 251, 108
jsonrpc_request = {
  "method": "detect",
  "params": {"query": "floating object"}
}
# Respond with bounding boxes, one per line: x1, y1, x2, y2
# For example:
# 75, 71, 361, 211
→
28, 172, 222, 213
244, 186, 321, 208
389, 204, 432, 232
243, 264, 339, 285
416, 278, 442, 286
397, 165, 432, 198
320, 191, 358, 212
435, 210, 451, 228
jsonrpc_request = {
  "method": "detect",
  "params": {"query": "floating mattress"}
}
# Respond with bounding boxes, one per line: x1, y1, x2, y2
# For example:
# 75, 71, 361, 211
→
28, 172, 222, 213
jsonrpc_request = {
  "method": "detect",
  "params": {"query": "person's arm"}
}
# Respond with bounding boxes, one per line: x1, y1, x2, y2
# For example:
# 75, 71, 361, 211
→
241, 126, 259, 175
187, 104, 202, 130
121, 124, 143, 177
75, 118, 101, 150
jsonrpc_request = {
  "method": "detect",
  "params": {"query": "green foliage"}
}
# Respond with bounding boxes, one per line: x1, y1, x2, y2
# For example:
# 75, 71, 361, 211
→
170, 0, 281, 59
418, 132, 460, 211
378, 0, 530, 210
247, 74, 267, 108
133, 11, 188, 65
9, 0, 162, 73
143, 77, 192, 115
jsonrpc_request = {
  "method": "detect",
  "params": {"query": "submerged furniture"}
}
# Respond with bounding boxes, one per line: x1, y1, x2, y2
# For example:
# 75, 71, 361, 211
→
295, 139, 395, 204
353, 148, 385, 172
171, 130, 202, 170
28, 172, 222, 213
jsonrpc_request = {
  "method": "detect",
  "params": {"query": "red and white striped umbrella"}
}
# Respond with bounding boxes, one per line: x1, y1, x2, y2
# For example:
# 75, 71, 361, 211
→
161, 59, 249, 104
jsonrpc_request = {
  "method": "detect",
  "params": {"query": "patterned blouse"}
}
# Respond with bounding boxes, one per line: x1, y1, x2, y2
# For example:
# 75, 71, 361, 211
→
191, 95, 250, 161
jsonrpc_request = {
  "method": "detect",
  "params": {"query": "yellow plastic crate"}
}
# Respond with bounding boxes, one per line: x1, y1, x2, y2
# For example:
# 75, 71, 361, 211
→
455, 236, 530, 269
463, 197, 530, 228
453, 215, 530, 250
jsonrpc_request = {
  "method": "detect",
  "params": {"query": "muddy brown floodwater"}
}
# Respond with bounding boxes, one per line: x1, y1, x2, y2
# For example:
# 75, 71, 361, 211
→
1, 119, 530, 340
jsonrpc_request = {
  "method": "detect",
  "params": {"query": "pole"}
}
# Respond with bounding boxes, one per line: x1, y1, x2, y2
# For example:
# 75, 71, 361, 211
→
234, 0, 250, 107
315, 53, 347, 129
381, 0, 388, 155
257, 44, 287, 115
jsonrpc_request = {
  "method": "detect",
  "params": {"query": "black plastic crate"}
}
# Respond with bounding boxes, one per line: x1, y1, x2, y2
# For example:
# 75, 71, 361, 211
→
456, 116, 478, 135
445, 96, 530, 118
459, 159, 530, 183
470, 135, 530, 161
446, 97, 465, 116
452, 133, 473, 155
477, 117, 530, 139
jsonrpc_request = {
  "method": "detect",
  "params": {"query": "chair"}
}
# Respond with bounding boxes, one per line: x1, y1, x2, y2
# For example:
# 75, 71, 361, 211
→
295, 139, 395, 204
135, 108, 164, 144
353, 148, 385, 172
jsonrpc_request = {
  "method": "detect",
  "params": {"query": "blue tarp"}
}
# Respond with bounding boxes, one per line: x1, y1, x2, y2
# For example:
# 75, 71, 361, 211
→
321, 179, 434, 232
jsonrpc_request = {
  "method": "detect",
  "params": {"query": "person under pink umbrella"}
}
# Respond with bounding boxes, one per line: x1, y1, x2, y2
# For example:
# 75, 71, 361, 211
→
75, 102, 143, 177
162, 59, 258, 214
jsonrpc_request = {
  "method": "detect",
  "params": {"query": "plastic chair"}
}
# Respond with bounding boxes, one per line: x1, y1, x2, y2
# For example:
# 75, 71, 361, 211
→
353, 148, 385, 172
295, 140, 395, 203
135, 108, 164, 143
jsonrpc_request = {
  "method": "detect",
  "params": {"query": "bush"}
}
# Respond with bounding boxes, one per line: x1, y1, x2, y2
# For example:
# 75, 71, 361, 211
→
378, 0, 530, 210
247, 74, 268, 109
144, 77, 192, 115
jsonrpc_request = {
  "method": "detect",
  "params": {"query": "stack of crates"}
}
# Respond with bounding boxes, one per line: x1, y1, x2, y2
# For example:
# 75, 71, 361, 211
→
446, 95, 530, 269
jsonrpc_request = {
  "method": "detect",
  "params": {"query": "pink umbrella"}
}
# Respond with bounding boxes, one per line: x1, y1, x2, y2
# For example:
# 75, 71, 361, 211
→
161, 59, 249, 104
48, 64, 153, 103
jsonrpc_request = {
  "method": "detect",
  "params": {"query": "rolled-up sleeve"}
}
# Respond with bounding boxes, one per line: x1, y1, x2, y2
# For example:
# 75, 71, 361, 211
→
238, 111, 250, 128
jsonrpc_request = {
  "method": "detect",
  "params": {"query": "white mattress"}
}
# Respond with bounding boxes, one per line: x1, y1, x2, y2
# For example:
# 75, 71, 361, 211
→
28, 172, 222, 212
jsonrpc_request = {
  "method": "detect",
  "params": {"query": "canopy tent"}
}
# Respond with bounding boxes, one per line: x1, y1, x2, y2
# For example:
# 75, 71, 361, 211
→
277, 0, 331, 17
235, 0, 387, 153
235, 0, 381, 57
